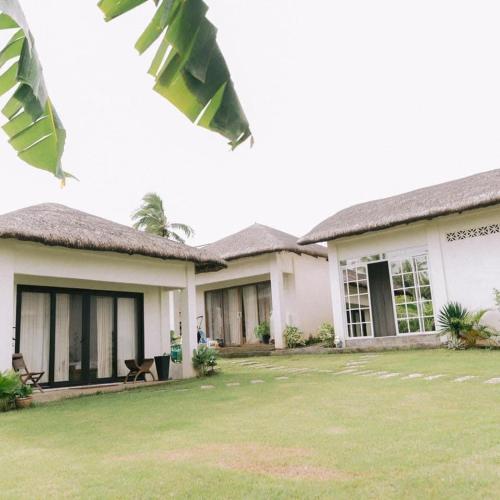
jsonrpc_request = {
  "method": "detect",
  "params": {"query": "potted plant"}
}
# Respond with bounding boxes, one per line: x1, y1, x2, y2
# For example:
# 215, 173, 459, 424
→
0, 370, 22, 412
154, 352, 171, 381
192, 345, 218, 377
15, 383, 33, 409
254, 321, 271, 344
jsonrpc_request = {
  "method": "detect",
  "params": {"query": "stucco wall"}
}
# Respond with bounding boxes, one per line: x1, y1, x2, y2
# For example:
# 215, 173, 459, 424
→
0, 239, 194, 377
290, 253, 332, 336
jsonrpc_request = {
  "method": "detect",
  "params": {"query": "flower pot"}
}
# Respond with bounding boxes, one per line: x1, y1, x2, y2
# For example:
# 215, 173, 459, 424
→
262, 335, 270, 345
15, 396, 33, 409
154, 355, 171, 381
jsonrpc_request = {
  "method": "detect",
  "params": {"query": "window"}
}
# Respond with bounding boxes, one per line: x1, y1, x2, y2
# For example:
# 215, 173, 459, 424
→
390, 255, 435, 334
341, 265, 372, 337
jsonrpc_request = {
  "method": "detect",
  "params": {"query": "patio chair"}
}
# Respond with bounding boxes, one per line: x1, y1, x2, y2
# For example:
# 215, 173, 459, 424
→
12, 353, 45, 392
124, 358, 156, 384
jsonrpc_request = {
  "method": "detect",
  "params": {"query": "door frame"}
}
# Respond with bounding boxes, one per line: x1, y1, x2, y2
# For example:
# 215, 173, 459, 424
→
15, 284, 144, 388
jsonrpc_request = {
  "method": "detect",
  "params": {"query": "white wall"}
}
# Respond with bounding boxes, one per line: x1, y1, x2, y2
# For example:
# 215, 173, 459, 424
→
0, 239, 197, 379
327, 205, 500, 340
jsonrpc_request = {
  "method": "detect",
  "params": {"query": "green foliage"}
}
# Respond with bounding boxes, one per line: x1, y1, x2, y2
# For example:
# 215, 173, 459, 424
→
317, 322, 335, 347
493, 289, 500, 310
192, 345, 218, 376
15, 383, 33, 399
438, 302, 494, 349
98, 0, 252, 149
254, 321, 270, 341
0, 370, 21, 410
283, 325, 305, 348
132, 192, 194, 243
0, 0, 68, 181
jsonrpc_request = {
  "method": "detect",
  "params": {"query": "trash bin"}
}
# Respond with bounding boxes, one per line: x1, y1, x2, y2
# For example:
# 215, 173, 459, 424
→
154, 355, 170, 381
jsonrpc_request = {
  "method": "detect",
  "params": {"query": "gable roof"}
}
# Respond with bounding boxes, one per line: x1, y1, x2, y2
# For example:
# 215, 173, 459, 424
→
200, 223, 328, 261
299, 169, 500, 245
0, 203, 225, 272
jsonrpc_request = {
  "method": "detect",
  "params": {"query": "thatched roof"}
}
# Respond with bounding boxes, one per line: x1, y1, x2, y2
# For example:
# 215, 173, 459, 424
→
200, 223, 328, 262
0, 204, 225, 272
299, 169, 500, 244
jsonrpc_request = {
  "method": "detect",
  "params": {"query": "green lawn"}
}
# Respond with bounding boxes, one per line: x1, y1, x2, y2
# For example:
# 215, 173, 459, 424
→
1, 349, 499, 499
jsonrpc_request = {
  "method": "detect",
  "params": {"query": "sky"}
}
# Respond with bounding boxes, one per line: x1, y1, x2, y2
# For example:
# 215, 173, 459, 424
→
1, 1, 500, 246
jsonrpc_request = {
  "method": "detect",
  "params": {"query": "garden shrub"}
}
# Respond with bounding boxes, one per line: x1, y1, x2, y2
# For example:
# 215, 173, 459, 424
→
192, 345, 218, 376
283, 325, 305, 348
317, 322, 335, 347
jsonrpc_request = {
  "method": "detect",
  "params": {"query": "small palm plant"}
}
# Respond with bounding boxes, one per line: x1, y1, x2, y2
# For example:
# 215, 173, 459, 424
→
437, 302, 494, 349
132, 193, 194, 243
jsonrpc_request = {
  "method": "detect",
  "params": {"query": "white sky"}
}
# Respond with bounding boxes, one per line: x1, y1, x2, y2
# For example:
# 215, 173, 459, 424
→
1, 0, 500, 246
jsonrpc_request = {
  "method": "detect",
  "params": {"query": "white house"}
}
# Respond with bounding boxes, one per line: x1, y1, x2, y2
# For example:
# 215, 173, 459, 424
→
299, 169, 500, 348
0, 203, 225, 387
195, 224, 332, 348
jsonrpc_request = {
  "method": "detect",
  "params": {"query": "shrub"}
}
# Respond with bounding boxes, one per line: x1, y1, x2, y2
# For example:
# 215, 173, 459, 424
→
283, 325, 305, 348
317, 322, 335, 347
0, 370, 22, 411
192, 345, 218, 376
254, 321, 271, 343
437, 302, 494, 349
15, 383, 33, 399
305, 335, 322, 346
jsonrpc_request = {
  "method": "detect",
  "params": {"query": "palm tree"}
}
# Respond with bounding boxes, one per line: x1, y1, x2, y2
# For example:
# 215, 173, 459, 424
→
0, 0, 252, 183
132, 192, 194, 243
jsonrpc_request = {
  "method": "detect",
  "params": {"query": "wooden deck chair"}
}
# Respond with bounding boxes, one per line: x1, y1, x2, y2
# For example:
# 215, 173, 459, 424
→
12, 353, 45, 392
124, 359, 156, 384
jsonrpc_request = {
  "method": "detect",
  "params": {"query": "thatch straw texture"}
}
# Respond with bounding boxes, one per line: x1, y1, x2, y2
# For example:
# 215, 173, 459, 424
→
299, 169, 500, 244
200, 223, 328, 261
0, 204, 225, 272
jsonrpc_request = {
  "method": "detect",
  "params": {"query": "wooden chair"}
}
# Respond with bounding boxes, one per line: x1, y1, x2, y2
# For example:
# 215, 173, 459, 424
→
12, 353, 45, 392
124, 358, 155, 384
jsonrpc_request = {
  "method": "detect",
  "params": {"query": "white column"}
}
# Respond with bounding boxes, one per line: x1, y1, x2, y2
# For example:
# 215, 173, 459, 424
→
180, 265, 197, 378
0, 266, 14, 371
160, 289, 171, 355
328, 243, 348, 345
270, 255, 286, 349
426, 222, 449, 320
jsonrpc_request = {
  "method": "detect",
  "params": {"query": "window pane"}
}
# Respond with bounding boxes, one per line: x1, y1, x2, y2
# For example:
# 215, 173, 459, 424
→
358, 293, 369, 308
424, 317, 436, 332
348, 283, 358, 295
402, 259, 413, 273
351, 309, 361, 323
356, 267, 367, 280
405, 288, 416, 301
391, 261, 402, 275
398, 320, 409, 333
396, 304, 407, 318
361, 309, 371, 323
418, 271, 430, 286
403, 273, 415, 287
365, 323, 372, 337
414, 255, 428, 271
421, 301, 434, 316
420, 286, 432, 300
358, 280, 368, 294
394, 290, 406, 304
392, 275, 403, 289
406, 303, 419, 318
408, 318, 420, 332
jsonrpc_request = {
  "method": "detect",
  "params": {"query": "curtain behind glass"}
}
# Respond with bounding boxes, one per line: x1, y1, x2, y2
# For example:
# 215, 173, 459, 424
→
242, 286, 259, 344
117, 298, 138, 376
20, 292, 50, 383
54, 294, 70, 382
225, 288, 242, 346
96, 297, 114, 379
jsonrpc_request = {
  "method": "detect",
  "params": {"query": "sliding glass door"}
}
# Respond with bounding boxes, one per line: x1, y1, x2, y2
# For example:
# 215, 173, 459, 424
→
16, 286, 144, 387
205, 281, 272, 345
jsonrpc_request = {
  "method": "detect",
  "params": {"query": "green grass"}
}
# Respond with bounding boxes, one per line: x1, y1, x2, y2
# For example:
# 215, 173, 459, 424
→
1, 349, 499, 499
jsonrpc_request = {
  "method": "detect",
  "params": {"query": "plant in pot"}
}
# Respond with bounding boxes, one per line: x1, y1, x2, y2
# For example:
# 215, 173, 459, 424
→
0, 370, 22, 412
192, 345, 218, 377
254, 321, 271, 344
14, 383, 33, 409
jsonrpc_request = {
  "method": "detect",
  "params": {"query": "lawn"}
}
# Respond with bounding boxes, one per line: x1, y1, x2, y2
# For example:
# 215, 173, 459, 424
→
1, 349, 499, 499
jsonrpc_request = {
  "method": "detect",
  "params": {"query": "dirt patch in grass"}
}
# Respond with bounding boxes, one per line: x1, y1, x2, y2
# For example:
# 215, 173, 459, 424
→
118, 443, 353, 481
325, 426, 348, 435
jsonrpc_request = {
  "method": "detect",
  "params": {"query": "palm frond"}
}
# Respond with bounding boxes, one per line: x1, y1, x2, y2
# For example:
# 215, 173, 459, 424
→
98, 0, 252, 149
169, 221, 194, 238
0, 1, 68, 182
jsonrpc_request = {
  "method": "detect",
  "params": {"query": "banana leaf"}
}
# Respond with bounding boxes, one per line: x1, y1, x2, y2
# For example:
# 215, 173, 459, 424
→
98, 0, 252, 149
0, 0, 68, 182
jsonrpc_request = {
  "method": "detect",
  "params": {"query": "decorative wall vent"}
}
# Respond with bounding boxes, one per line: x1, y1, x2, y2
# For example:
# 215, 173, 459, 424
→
446, 224, 500, 242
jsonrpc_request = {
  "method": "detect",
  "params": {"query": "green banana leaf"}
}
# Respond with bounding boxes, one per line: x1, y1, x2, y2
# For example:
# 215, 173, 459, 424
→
0, 0, 68, 182
98, 0, 252, 149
